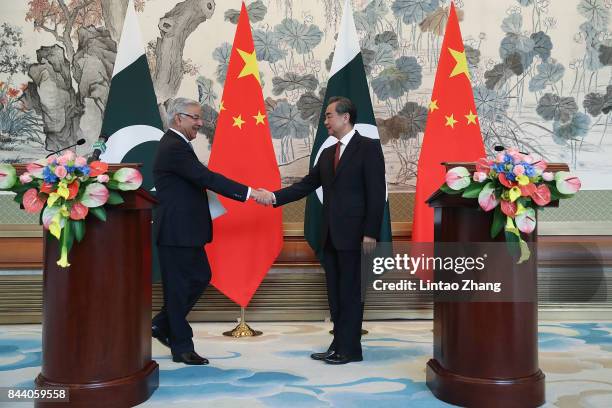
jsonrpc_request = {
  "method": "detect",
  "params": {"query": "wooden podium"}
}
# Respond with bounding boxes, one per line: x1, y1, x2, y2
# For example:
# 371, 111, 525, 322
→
424, 162, 567, 408
30, 165, 158, 407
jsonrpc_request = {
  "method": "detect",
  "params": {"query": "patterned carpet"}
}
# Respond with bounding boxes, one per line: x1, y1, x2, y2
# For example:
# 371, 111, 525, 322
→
0, 321, 611, 407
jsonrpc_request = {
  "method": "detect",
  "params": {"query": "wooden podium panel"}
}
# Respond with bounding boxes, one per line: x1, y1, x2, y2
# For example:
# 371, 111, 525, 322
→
31, 169, 158, 407
424, 162, 567, 408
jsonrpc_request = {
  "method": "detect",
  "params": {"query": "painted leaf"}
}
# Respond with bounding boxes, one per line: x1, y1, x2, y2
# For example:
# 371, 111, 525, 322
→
297, 91, 323, 126
272, 73, 318, 96
275, 18, 323, 55
398, 102, 428, 138
253, 29, 286, 64
552, 113, 591, 144
375, 31, 399, 50
583, 92, 604, 116
536, 93, 578, 122
419, 6, 448, 36
196, 76, 218, 108
501, 13, 522, 34
577, 0, 609, 31
391, 0, 439, 25
268, 101, 310, 140
224, 0, 267, 24
531, 31, 552, 61
529, 62, 566, 92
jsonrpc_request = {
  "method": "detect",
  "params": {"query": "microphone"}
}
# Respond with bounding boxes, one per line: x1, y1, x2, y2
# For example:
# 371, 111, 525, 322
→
46, 138, 86, 158
494, 145, 529, 155
88, 134, 110, 162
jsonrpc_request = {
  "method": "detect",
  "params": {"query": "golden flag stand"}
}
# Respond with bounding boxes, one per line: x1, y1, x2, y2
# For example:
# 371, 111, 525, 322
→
223, 307, 262, 337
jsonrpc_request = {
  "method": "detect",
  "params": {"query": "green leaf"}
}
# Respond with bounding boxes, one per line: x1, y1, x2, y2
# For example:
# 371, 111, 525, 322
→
491, 207, 505, 238
107, 180, 119, 190
461, 182, 485, 198
13, 191, 25, 204
107, 190, 124, 205
89, 207, 107, 222
72, 220, 85, 242
439, 183, 462, 195
64, 220, 75, 253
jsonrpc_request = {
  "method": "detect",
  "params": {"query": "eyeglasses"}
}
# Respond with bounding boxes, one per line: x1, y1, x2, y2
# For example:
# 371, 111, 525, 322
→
178, 112, 202, 121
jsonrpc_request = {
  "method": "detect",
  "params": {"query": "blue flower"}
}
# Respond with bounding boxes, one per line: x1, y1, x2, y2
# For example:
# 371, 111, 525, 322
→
78, 166, 90, 176
523, 163, 536, 177
42, 166, 58, 183
505, 171, 516, 182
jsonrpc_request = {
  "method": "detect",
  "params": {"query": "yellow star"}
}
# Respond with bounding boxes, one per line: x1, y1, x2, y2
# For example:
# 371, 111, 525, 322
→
237, 48, 261, 85
429, 99, 439, 113
232, 114, 245, 129
219, 100, 226, 112
253, 110, 266, 125
448, 47, 470, 79
465, 110, 478, 125
445, 114, 458, 129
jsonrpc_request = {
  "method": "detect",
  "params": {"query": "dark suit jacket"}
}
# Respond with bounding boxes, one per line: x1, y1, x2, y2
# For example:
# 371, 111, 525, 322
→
274, 131, 386, 251
153, 130, 248, 247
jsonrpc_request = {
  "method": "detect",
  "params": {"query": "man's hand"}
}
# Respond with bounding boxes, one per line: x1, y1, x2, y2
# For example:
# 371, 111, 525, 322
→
251, 188, 274, 206
363, 236, 376, 254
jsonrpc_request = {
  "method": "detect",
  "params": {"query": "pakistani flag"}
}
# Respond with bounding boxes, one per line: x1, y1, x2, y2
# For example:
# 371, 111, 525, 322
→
305, 0, 392, 259
100, 0, 163, 192
100, 0, 163, 281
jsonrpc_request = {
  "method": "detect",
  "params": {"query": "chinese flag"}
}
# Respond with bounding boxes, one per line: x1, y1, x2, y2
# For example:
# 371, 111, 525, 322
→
207, 2, 282, 307
412, 2, 485, 277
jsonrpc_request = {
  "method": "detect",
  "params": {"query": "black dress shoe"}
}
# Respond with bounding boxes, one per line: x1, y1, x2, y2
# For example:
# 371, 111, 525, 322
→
152, 326, 171, 349
172, 351, 209, 365
310, 349, 335, 360
324, 352, 363, 365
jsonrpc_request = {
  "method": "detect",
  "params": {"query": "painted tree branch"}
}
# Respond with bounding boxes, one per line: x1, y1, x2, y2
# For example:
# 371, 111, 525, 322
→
152, 0, 216, 104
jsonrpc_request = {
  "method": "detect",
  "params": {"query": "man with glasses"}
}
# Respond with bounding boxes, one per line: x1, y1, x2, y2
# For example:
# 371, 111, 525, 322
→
151, 97, 270, 365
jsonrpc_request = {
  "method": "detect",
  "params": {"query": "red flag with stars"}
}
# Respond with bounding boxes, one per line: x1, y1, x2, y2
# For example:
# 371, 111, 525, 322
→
412, 2, 485, 273
207, 2, 282, 307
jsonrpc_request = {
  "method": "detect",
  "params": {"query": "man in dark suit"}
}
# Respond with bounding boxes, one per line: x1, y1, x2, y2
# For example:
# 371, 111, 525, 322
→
256, 96, 386, 364
151, 97, 268, 365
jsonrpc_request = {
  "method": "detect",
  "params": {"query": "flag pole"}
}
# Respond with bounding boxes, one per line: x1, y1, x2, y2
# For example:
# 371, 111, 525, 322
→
222, 307, 263, 337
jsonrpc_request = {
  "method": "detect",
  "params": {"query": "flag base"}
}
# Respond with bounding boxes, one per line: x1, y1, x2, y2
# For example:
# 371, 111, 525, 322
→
222, 308, 263, 338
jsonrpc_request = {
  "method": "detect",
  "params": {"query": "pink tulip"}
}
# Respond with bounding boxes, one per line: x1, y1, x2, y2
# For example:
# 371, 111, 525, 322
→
516, 208, 537, 234
74, 156, 87, 167
478, 184, 499, 211
54, 166, 68, 179
555, 172, 581, 194
23, 188, 45, 213
112, 168, 143, 191
513, 165, 525, 176
530, 184, 551, 206
47, 156, 56, 164
19, 172, 33, 183
473, 171, 487, 182
61, 150, 75, 163
80, 183, 109, 207
542, 172, 554, 181
495, 152, 505, 163
70, 202, 89, 220
532, 160, 547, 172
97, 174, 109, 183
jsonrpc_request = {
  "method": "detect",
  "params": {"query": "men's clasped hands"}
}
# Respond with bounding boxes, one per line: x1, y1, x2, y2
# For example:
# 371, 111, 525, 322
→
250, 188, 275, 206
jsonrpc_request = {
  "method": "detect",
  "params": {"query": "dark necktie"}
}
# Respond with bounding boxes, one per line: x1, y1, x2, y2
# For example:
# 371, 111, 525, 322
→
334, 141, 341, 171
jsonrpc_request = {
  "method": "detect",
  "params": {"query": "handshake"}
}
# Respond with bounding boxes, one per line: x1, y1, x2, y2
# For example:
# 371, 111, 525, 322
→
250, 188, 275, 206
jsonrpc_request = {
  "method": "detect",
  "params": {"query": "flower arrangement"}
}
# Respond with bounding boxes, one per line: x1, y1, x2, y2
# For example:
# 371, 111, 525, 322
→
440, 148, 581, 262
0, 151, 143, 267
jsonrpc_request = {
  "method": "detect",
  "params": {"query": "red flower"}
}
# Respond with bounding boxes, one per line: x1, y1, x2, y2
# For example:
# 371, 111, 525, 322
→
40, 182, 55, 194
500, 200, 517, 217
498, 173, 517, 188
530, 184, 551, 206
70, 202, 88, 220
23, 189, 45, 213
67, 180, 80, 200
519, 183, 536, 197
7, 88, 20, 98
89, 161, 109, 177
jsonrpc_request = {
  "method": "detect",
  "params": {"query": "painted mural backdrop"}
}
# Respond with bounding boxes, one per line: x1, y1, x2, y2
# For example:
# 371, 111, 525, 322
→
0, 0, 611, 190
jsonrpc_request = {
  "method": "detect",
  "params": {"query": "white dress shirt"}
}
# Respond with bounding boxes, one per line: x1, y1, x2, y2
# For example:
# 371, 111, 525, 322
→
336, 127, 356, 159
